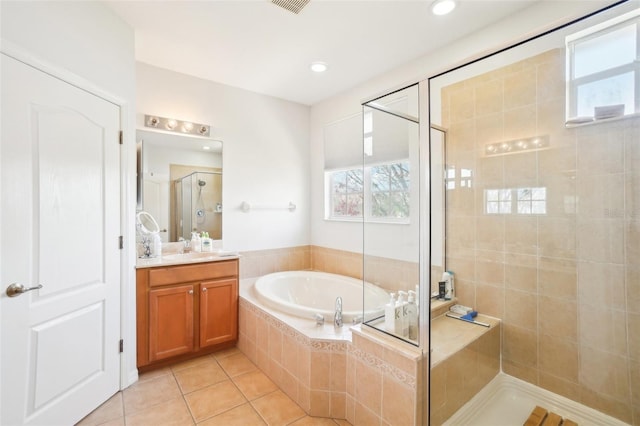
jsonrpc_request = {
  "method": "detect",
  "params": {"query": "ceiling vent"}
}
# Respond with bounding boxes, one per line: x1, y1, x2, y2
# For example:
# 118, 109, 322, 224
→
271, 0, 310, 14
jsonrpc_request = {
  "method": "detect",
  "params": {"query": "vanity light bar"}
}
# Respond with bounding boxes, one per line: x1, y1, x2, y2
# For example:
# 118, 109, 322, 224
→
485, 135, 550, 157
144, 115, 210, 137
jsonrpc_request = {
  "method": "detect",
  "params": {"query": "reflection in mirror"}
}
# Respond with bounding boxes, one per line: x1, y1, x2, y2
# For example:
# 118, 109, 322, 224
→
136, 211, 160, 234
137, 129, 222, 242
361, 84, 421, 345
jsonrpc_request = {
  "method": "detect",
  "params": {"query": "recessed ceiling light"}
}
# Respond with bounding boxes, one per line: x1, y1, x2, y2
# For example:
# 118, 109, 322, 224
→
310, 61, 328, 73
431, 0, 456, 16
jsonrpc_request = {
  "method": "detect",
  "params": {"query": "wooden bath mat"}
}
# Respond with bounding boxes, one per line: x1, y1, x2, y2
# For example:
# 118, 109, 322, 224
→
523, 405, 578, 426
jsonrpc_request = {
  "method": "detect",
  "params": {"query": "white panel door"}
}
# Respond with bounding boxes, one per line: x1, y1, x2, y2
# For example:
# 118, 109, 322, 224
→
1, 54, 121, 425
143, 179, 169, 242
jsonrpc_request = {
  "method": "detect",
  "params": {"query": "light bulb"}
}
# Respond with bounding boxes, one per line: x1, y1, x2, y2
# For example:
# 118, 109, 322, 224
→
431, 0, 456, 16
310, 61, 328, 73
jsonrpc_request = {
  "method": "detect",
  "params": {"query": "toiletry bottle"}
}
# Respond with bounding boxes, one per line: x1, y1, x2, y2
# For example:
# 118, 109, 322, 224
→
385, 293, 397, 333
201, 231, 212, 252
407, 290, 418, 340
152, 232, 162, 258
397, 290, 409, 337
442, 272, 453, 301
447, 270, 455, 297
415, 284, 420, 308
438, 281, 446, 300
191, 232, 201, 252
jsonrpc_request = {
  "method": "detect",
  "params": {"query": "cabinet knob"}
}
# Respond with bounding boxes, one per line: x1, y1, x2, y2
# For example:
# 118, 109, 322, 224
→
188, 289, 194, 295
202, 287, 207, 292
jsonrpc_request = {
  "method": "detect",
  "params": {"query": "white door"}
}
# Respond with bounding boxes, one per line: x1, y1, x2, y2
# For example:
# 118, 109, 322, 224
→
143, 179, 169, 242
1, 54, 121, 425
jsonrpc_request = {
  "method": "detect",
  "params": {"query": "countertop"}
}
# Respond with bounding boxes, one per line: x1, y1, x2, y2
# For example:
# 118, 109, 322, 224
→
136, 251, 240, 269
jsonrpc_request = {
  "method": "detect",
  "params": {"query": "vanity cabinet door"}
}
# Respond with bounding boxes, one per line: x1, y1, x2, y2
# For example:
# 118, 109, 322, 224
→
199, 278, 238, 348
149, 284, 194, 361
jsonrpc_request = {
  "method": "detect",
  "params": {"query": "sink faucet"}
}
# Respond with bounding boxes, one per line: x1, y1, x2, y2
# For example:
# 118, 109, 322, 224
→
178, 237, 191, 254
334, 296, 343, 327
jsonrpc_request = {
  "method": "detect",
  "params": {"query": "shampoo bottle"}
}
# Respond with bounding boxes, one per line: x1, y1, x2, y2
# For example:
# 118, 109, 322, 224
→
385, 293, 397, 333
442, 272, 453, 301
407, 290, 418, 340
397, 291, 409, 337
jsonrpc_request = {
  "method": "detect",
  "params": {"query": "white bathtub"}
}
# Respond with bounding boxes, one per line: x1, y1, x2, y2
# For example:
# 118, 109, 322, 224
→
253, 271, 390, 323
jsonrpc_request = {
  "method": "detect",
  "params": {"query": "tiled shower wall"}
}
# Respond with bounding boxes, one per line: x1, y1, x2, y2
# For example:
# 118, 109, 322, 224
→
442, 48, 640, 423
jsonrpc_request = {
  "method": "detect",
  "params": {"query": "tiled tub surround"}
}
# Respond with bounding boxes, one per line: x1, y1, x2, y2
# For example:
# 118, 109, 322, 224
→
239, 245, 419, 296
441, 48, 640, 423
430, 315, 501, 425
238, 278, 424, 425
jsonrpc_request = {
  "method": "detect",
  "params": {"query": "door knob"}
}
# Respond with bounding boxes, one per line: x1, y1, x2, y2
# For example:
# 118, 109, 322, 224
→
5, 283, 43, 298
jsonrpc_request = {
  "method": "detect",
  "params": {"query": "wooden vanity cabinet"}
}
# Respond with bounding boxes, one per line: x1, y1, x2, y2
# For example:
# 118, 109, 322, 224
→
148, 284, 194, 362
136, 259, 238, 370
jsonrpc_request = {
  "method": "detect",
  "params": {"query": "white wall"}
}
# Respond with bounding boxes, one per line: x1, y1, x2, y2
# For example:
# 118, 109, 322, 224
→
309, 0, 621, 260
0, 0, 138, 388
137, 63, 310, 252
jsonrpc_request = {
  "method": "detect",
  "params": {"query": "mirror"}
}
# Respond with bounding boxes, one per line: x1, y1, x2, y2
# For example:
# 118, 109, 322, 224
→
137, 129, 222, 243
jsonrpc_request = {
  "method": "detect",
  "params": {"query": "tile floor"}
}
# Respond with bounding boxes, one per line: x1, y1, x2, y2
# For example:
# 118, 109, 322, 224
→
77, 347, 351, 426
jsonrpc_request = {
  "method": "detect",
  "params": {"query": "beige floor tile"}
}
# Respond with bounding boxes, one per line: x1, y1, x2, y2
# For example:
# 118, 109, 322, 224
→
289, 416, 340, 425
76, 392, 123, 426
251, 390, 306, 426
98, 418, 125, 426
175, 360, 229, 394
197, 403, 266, 426
123, 374, 182, 414
88, 350, 347, 426
232, 370, 278, 400
212, 346, 242, 360
125, 396, 194, 426
138, 367, 172, 382
218, 353, 258, 377
171, 355, 216, 373
185, 380, 247, 422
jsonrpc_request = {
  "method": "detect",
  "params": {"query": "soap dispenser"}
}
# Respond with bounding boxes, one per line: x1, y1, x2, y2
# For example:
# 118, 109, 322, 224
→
191, 232, 201, 252
152, 232, 162, 258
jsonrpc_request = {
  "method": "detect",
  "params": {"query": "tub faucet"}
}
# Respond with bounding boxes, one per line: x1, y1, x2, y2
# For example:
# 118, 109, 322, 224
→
334, 296, 343, 327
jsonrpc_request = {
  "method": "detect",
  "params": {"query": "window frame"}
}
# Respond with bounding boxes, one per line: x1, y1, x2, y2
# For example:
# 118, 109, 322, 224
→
324, 159, 411, 224
566, 9, 640, 121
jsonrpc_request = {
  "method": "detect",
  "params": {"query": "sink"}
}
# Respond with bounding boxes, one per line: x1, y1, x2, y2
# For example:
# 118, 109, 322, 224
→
161, 252, 220, 262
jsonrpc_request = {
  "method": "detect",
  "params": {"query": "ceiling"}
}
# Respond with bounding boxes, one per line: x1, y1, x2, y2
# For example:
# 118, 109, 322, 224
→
105, 0, 540, 106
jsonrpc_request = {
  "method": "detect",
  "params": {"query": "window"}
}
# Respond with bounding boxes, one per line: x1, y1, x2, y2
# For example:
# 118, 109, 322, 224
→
371, 162, 410, 219
326, 160, 410, 222
329, 169, 363, 218
566, 9, 640, 120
